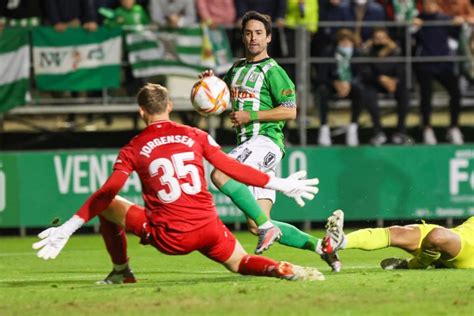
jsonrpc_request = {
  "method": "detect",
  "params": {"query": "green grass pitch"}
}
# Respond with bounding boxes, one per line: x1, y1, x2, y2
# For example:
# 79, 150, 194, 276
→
1, 231, 473, 315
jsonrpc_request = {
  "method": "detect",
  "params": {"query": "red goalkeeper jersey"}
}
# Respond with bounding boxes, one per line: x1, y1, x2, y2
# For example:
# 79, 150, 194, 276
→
113, 120, 269, 232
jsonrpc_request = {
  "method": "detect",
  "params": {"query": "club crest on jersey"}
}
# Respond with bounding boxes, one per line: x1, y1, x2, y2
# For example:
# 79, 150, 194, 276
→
236, 148, 252, 163
263, 152, 276, 167
248, 72, 259, 82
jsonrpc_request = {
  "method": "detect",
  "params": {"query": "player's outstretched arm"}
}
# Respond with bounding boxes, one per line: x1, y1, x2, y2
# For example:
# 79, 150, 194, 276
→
32, 170, 129, 260
207, 150, 319, 207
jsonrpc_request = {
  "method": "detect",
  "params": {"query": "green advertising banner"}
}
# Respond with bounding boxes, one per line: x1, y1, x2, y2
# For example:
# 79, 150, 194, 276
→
1, 145, 473, 228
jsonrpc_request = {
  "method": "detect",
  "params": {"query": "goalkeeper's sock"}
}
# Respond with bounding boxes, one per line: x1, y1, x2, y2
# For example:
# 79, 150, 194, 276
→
99, 215, 129, 265
344, 228, 390, 250
272, 220, 320, 252
218, 179, 269, 227
407, 249, 440, 269
238, 255, 279, 277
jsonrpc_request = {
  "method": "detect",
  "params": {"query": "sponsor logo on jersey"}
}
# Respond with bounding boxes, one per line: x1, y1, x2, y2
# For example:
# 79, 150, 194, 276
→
263, 152, 276, 167
281, 89, 295, 97
230, 87, 256, 100
236, 148, 252, 163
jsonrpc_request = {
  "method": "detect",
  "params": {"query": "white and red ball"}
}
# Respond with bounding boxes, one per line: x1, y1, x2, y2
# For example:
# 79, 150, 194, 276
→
190, 75, 230, 116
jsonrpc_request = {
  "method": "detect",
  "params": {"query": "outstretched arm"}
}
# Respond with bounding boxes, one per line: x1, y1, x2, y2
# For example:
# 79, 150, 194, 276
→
206, 150, 319, 206
75, 170, 129, 222
32, 170, 129, 260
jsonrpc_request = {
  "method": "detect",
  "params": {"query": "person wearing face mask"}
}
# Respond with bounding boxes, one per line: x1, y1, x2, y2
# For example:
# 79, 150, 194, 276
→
362, 27, 413, 145
314, 28, 377, 146
412, 0, 464, 145
349, 0, 386, 46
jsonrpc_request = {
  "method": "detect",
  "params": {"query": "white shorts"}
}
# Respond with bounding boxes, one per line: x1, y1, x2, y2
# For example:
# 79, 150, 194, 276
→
228, 135, 283, 203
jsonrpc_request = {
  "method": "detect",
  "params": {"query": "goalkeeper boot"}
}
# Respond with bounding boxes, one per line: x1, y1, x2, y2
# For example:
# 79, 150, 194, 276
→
255, 225, 282, 254
320, 251, 342, 273
276, 261, 325, 281
321, 209, 346, 254
97, 266, 137, 284
380, 257, 409, 270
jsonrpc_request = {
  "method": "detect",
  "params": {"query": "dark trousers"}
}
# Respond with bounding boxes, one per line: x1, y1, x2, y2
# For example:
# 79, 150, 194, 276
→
415, 67, 461, 127
364, 79, 409, 133
316, 81, 374, 128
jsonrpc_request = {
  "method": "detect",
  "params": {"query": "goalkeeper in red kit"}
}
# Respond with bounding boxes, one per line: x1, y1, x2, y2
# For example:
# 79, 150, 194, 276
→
32, 83, 335, 282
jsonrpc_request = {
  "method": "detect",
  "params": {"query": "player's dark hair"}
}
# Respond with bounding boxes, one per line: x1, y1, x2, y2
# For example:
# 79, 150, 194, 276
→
241, 11, 272, 36
137, 83, 169, 114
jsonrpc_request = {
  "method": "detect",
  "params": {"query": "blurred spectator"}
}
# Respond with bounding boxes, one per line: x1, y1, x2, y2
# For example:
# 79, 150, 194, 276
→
314, 28, 377, 146
148, 0, 197, 27
235, 0, 287, 57
348, 0, 385, 46
103, 0, 150, 29
376, 0, 421, 22
363, 27, 412, 145
195, 0, 237, 52
0, 0, 42, 30
43, 0, 100, 129
437, 0, 474, 23
284, 0, 319, 80
285, 0, 318, 33
102, 0, 150, 98
413, 0, 464, 144
94, 1, 148, 24
196, 0, 236, 28
375, 0, 420, 46
313, 0, 352, 56
44, 0, 98, 32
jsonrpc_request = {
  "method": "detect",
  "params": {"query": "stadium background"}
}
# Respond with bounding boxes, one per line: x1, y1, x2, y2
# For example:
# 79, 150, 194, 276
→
1, 0, 474, 233
1, 2, 473, 315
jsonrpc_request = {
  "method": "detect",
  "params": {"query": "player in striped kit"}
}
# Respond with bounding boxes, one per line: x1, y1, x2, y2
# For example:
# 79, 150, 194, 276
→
203, 11, 343, 271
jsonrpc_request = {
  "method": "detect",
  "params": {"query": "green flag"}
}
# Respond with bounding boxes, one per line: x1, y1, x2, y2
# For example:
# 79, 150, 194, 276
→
32, 27, 122, 91
0, 28, 29, 113
126, 25, 233, 78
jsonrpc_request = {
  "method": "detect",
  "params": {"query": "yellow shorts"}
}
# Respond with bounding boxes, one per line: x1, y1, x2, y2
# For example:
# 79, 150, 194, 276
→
415, 217, 474, 269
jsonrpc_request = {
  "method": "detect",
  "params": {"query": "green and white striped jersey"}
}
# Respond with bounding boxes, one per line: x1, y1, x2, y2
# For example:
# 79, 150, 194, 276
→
223, 58, 296, 153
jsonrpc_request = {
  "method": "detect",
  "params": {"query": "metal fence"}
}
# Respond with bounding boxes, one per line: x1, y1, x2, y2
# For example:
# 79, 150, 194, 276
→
3, 20, 473, 142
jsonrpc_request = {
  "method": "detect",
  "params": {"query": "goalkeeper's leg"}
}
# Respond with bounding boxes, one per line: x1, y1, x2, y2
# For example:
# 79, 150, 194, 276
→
97, 196, 138, 284
223, 240, 324, 281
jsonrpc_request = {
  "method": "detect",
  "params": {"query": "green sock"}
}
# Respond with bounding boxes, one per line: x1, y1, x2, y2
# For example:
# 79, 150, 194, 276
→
218, 179, 268, 226
272, 220, 320, 252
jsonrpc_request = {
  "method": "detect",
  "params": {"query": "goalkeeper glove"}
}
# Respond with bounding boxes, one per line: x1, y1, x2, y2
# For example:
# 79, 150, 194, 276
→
265, 170, 319, 207
32, 215, 84, 260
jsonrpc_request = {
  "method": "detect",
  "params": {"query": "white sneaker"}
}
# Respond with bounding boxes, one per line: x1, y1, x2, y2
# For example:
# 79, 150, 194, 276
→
322, 210, 346, 253
346, 123, 359, 146
277, 262, 325, 281
318, 125, 332, 146
446, 127, 464, 145
423, 127, 437, 145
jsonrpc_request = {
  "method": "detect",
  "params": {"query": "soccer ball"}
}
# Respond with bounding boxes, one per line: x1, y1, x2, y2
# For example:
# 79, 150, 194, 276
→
190, 75, 230, 116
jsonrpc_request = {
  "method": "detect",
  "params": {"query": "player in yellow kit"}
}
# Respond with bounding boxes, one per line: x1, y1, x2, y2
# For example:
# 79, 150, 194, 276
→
329, 214, 474, 269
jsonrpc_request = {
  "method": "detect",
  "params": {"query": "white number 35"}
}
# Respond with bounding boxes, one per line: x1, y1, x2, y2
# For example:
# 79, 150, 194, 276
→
149, 152, 202, 203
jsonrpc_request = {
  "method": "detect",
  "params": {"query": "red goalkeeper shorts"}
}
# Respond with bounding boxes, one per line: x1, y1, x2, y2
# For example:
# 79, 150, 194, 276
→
125, 204, 236, 263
